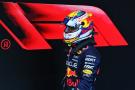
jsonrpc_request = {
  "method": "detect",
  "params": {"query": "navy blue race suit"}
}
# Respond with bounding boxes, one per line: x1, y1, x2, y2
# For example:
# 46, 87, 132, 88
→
62, 40, 101, 90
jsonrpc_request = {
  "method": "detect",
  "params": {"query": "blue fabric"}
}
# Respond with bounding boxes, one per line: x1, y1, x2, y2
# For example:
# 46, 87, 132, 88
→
63, 45, 101, 90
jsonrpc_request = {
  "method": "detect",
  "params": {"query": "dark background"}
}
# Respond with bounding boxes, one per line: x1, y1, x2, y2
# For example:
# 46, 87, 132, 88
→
0, 0, 135, 90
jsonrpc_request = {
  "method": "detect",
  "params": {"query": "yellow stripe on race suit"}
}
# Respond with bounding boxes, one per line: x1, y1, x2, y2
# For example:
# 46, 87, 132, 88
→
83, 69, 93, 74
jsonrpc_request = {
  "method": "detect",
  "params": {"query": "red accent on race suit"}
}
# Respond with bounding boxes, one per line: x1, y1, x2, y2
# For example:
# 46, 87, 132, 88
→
66, 78, 80, 87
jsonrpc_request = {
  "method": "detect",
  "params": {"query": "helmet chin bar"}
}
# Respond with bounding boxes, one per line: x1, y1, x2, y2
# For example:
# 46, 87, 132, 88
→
64, 29, 82, 39
64, 35, 92, 47
73, 35, 91, 44
64, 29, 93, 46
73, 30, 93, 43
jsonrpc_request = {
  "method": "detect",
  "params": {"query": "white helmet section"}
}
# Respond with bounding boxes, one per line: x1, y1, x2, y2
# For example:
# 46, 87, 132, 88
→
64, 29, 82, 39
73, 30, 93, 43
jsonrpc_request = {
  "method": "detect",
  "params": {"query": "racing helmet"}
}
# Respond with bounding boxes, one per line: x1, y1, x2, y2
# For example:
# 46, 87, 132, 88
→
63, 10, 94, 46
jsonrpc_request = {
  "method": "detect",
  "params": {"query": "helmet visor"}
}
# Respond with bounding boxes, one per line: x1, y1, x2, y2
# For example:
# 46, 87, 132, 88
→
64, 26, 79, 33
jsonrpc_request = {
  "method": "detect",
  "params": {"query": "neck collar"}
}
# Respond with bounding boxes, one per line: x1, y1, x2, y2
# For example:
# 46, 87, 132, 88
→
71, 38, 95, 55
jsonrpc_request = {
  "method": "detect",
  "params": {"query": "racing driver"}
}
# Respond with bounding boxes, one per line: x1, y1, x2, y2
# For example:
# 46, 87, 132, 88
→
62, 10, 101, 90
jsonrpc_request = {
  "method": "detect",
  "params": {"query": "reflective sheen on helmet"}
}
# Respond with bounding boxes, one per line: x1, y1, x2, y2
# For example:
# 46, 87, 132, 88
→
63, 10, 94, 46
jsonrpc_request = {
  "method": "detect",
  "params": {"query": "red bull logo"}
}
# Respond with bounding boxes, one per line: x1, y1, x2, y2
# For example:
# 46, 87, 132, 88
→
67, 67, 77, 77
66, 78, 80, 87
66, 67, 79, 87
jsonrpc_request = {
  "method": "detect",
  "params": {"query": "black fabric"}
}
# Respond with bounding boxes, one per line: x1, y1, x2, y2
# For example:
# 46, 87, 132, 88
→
71, 38, 96, 55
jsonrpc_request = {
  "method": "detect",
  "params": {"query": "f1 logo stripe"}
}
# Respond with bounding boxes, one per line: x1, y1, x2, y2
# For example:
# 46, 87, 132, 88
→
0, 3, 51, 50
0, 2, 128, 50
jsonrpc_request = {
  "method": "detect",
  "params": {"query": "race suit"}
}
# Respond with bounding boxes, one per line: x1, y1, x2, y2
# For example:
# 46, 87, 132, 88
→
63, 45, 101, 90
